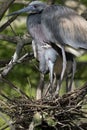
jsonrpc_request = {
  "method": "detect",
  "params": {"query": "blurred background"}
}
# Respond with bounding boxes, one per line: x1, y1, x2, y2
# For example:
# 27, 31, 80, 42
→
0, 0, 87, 128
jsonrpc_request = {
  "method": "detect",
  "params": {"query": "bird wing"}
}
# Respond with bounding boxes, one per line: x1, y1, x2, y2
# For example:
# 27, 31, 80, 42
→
41, 5, 87, 49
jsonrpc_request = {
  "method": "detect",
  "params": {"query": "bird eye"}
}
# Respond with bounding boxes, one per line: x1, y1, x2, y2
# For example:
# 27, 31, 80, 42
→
34, 5, 37, 8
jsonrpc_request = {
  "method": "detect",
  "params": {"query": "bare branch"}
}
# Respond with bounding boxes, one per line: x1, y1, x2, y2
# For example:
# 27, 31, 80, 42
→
0, 34, 33, 77
17, 52, 34, 63
0, 52, 34, 68
0, 112, 15, 130
0, 34, 32, 44
0, 38, 25, 76
1, 77, 29, 99
0, 0, 15, 21
0, 15, 18, 32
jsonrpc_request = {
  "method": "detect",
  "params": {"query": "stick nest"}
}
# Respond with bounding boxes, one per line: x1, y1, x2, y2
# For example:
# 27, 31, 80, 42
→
0, 83, 87, 130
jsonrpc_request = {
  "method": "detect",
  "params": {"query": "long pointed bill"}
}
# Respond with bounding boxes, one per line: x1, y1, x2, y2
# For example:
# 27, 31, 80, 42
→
8, 5, 34, 16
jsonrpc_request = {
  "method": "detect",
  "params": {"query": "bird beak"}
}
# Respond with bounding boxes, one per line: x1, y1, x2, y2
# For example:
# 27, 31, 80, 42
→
8, 5, 35, 16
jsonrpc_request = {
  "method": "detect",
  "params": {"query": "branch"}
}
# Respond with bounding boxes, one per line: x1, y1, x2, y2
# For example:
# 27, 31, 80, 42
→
0, 35, 32, 77
0, 112, 14, 130
1, 77, 29, 99
0, 0, 15, 21
0, 82, 87, 129
0, 33, 32, 44
0, 15, 18, 32
0, 52, 34, 69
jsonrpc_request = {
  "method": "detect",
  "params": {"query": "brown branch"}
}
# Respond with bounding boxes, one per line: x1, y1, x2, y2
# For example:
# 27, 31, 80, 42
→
0, 34, 32, 76
1, 77, 29, 99
0, 52, 34, 68
0, 33, 32, 44
0, 15, 18, 32
0, 0, 15, 21
0, 82, 87, 129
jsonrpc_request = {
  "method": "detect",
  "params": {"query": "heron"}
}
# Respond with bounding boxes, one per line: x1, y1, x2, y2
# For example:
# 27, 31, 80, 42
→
8, 3, 59, 99
29, 16, 75, 98
8, 1, 87, 97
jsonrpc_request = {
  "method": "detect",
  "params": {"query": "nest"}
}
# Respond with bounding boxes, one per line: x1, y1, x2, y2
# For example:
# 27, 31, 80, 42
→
0, 81, 87, 130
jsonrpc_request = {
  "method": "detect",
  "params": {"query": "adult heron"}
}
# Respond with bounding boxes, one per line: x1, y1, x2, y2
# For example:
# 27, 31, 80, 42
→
26, 9, 75, 98
8, 2, 59, 99
8, 1, 87, 97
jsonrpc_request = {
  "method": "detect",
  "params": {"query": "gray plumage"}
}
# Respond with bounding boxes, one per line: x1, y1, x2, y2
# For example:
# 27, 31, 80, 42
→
41, 4, 87, 51
8, 0, 87, 96
26, 1, 87, 86
8, 1, 87, 55
27, 13, 58, 83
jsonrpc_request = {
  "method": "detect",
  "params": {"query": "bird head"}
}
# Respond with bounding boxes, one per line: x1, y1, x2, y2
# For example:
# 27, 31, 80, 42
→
8, 1, 47, 16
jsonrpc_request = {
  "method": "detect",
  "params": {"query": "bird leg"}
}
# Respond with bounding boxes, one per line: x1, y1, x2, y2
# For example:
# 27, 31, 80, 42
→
32, 40, 37, 59
53, 43, 66, 93
67, 59, 76, 92
43, 59, 54, 98
44, 73, 57, 98
36, 73, 44, 100
48, 60, 54, 95
60, 46, 66, 83
58, 46, 66, 88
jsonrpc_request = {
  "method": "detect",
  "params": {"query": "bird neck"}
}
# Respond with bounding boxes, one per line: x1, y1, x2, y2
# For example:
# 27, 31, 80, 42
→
27, 13, 41, 28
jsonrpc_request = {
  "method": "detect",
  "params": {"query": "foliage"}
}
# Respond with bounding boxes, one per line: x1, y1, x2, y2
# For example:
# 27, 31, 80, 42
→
0, 0, 87, 129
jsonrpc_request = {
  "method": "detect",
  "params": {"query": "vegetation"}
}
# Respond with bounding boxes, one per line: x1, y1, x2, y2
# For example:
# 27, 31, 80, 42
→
0, 0, 87, 129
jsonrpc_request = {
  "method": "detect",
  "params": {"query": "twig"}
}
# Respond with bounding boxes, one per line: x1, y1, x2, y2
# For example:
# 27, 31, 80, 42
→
0, 0, 15, 21
0, 92, 12, 102
0, 33, 31, 44
0, 82, 87, 129
0, 35, 31, 76
0, 15, 18, 32
17, 52, 34, 63
0, 52, 34, 76
0, 112, 15, 130
1, 77, 29, 99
